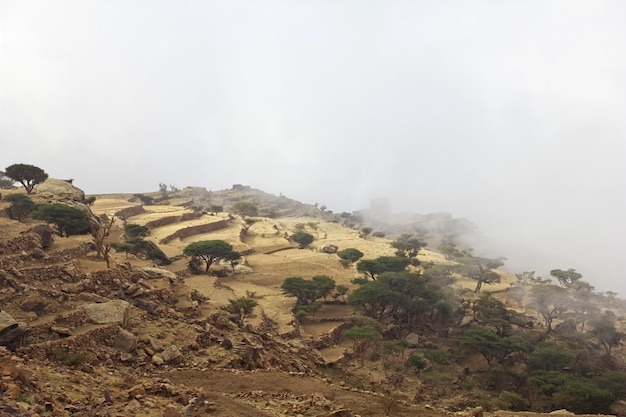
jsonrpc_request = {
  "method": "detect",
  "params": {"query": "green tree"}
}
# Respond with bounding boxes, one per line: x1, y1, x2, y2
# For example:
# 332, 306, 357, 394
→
550, 268, 583, 288
589, 314, 623, 357
223, 250, 242, 273
456, 255, 504, 293
290, 231, 314, 248
455, 328, 528, 366
4, 193, 35, 221
390, 234, 427, 258
342, 325, 380, 360
530, 284, 571, 332
225, 297, 258, 326
31, 203, 89, 236
4, 164, 48, 194
337, 248, 364, 265
312, 275, 336, 301
124, 223, 149, 238
206, 204, 223, 215
183, 240, 236, 273
360, 227, 372, 238
372, 231, 385, 238
230, 201, 258, 218
356, 256, 411, 280
281, 276, 336, 305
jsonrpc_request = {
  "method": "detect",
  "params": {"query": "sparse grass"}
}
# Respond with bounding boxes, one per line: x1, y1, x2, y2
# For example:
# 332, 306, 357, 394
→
53, 347, 86, 366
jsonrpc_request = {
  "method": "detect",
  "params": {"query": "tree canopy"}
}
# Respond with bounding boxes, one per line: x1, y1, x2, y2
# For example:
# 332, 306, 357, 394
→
390, 234, 427, 258
356, 256, 412, 280
183, 240, 239, 273
31, 203, 90, 236
230, 201, 258, 218
290, 231, 314, 248
4, 164, 48, 194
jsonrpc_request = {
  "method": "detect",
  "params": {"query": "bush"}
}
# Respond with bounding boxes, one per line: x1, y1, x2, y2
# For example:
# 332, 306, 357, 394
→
125, 223, 149, 238
290, 231, 314, 248
4, 193, 35, 222
407, 354, 427, 371
499, 391, 529, 411
53, 348, 86, 366
424, 349, 450, 365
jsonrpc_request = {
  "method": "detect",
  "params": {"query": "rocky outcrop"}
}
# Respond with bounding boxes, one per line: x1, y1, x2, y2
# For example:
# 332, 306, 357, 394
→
159, 220, 229, 244
37, 178, 85, 201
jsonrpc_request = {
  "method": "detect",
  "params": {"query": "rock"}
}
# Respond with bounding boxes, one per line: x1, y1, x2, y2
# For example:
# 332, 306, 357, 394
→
20, 293, 48, 315
405, 332, 420, 347
29, 247, 46, 259
151, 354, 164, 366
27, 224, 55, 249
0, 311, 18, 335
114, 328, 137, 352
83, 300, 130, 325
127, 384, 146, 399
322, 245, 339, 254
37, 178, 85, 201
161, 345, 182, 364
140, 267, 177, 282
50, 326, 72, 337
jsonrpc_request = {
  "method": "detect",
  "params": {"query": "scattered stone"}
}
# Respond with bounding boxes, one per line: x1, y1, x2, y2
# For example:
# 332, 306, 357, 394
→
161, 345, 182, 364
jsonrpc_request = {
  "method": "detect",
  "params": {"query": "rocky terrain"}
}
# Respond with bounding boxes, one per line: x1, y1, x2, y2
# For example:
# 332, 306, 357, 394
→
0, 180, 623, 417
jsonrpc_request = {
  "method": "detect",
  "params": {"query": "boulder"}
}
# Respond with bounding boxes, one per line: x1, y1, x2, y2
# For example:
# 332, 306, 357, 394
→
83, 300, 130, 325
27, 224, 55, 249
140, 267, 177, 282
114, 328, 137, 352
322, 245, 339, 254
0, 311, 18, 336
19, 293, 48, 315
37, 178, 85, 201
405, 332, 420, 347
161, 345, 182, 363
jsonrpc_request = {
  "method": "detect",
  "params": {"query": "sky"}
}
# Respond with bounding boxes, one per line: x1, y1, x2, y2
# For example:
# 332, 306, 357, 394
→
1, 1, 625, 294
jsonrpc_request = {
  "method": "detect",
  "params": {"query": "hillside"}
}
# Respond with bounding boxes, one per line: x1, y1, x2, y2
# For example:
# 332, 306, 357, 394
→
0, 181, 624, 417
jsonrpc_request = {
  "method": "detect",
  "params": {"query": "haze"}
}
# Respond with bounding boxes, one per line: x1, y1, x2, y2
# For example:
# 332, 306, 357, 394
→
1, 2, 624, 294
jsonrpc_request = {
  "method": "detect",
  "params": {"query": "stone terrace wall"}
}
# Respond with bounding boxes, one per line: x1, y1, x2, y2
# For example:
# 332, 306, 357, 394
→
115, 205, 146, 219
145, 212, 200, 229
160, 220, 229, 243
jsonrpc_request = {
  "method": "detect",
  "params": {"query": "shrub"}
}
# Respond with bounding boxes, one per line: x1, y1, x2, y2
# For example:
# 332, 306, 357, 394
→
407, 354, 427, 371
499, 391, 529, 411
124, 223, 149, 238
4, 193, 35, 221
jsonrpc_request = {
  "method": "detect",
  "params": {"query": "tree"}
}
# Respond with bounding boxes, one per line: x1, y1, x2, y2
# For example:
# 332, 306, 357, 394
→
0, 171, 15, 189
312, 275, 336, 301
206, 204, 223, 215
456, 256, 504, 293
225, 297, 258, 326
337, 248, 364, 265
31, 203, 90, 237
360, 227, 372, 238
124, 223, 149, 238
88, 214, 119, 267
183, 240, 236, 273
4, 164, 48, 194
356, 256, 411, 280
372, 231, 385, 238
455, 328, 528, 366
230, 201, 258, 218
335, 285, 349, 302
550, 268, 583, 288
391, 234, 427, 258
530, 284, 571, 332
290, 231, 314, 248
223, 250, 242, 273
4, 193, 35, 221
281, 276, 336, 305
589, 314, 624, 357
342, 325, 380, 360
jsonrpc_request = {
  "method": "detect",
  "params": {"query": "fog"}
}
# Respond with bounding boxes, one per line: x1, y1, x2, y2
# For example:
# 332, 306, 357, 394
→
1, 2, 624, 294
